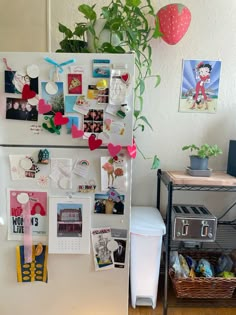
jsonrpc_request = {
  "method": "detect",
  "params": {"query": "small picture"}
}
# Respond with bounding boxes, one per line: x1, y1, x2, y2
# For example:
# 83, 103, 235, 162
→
83, 109, 104, 134
93, 59, 110, 78
73, 95, 90, 115
57, 203, 83, 237
101, 155, 127, 191
113, 239, 126, 267
41, 82, 64, 115
5, 70, 38, 94
6, 97, 38, 121
68, 73, 82, 94
91, 227, 114, 271
97, 88, 109, 104
48, 196, 91, 254
66, 116, 79, 134
179, 59, 222, 113
87, 85, 98, 100
94, 193, 125, 215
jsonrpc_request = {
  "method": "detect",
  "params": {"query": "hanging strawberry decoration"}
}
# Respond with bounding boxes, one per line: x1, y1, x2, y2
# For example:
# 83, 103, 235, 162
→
157, 3, 191, 45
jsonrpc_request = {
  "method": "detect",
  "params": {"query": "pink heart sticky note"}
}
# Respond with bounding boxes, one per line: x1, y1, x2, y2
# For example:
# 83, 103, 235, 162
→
88, 134, 103, 151
38, 99, 52, 114
108, 143, 122, 157
71, 125, 84, 138
54, 112, 69, 126
127, 143, 137, 159
22, 84, 36, 99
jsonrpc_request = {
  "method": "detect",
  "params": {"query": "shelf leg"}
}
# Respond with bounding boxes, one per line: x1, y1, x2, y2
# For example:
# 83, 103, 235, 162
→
163, 181, 173, 315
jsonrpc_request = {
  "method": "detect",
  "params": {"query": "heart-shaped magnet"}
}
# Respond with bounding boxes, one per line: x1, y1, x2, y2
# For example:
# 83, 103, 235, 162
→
22, 84, 36, 99
88, 134, 103, 151
71, 125, 84, 138
108, 143, 122, 157
54, 112, 69, 126
38, 99, 52, 114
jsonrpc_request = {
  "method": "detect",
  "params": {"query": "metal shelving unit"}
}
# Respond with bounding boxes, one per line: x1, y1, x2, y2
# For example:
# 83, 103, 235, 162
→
157, 169, 236, 315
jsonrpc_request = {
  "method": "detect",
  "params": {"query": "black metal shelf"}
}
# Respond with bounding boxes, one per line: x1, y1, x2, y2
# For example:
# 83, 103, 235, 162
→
157, 169, 236, 315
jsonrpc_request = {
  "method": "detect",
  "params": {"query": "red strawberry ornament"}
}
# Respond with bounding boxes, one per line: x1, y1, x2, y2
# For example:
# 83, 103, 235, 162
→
157, 3, 191, 45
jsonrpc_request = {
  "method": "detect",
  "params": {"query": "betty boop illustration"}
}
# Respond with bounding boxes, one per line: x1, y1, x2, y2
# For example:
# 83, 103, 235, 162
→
190, 62, 212, 110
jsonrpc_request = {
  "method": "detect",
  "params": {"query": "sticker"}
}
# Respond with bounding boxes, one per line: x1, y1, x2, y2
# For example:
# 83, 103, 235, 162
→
20, 157, 33, 170
93, 59, 110, 78
58, 177, 70, 190
45, 82, 58, 95
27, 97, 39, 106
27, 64, 40, 79
73, 159, 89, 177
17, 193, 29, 204
96, 79, 108, 90
107, 240, 119, 252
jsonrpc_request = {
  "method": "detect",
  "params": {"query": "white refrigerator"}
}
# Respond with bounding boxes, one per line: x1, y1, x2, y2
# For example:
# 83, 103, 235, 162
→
0, 52, 134, 315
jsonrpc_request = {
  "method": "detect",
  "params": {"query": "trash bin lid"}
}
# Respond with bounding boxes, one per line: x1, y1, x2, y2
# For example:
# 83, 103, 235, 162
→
131, 206, 166, 236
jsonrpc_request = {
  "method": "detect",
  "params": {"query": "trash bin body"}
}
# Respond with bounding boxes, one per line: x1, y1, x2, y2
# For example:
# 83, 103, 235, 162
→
130, 206, 166, 309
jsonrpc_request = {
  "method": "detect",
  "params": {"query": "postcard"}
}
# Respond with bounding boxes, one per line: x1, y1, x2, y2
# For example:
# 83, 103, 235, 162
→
48, 196, 91, 254
91, 227, 114, 271
7, 189, 48, 241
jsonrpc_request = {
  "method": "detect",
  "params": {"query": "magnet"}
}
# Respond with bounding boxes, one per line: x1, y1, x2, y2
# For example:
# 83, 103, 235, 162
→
27, 64, 40, 79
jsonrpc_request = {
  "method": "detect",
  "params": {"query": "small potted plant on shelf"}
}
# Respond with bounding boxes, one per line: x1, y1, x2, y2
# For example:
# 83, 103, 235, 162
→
182, 143, 223, 173
56, 0, 162, 169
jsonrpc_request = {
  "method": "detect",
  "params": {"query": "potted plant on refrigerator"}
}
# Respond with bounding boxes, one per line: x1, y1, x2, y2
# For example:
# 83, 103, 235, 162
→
56, 0, 162, 169
182, 143, 223, 172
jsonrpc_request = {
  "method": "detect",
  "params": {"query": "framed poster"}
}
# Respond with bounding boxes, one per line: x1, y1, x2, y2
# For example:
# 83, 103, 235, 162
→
48, 196, 91, 254
7, 189, 48, 240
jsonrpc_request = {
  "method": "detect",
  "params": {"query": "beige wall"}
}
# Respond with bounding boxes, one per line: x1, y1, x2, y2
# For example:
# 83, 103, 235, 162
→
0, 0, 47, 51
1, 0, 236, 212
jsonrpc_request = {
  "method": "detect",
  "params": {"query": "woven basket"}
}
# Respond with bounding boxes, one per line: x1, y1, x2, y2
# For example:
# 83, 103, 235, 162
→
169, 251, 236, 299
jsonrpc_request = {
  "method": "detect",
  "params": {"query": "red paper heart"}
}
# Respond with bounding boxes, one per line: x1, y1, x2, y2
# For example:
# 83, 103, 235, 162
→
127, 143, 137, 159
22, 84, 36, 99
54, 112, 69, 126
121, 73, 130, 83
157, 4, 191, 45
88, 134, 103, 151
38, 98, 52, 114
71, 125, 84, 138
108, 143, 122, 157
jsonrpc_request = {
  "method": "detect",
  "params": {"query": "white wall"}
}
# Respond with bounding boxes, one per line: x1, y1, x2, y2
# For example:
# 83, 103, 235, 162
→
1, 0, 236, 213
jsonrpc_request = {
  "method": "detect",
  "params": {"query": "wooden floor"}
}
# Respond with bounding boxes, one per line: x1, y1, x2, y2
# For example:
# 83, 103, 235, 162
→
128, 305, 236, 315
128, 278, 236, 315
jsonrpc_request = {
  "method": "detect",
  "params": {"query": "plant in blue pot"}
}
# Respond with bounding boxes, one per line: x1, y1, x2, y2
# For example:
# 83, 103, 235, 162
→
182, 144, 223, 170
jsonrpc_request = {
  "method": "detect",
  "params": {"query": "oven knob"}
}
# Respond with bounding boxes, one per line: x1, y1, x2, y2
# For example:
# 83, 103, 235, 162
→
177, 232, 181, 237
208, 232, 213, 238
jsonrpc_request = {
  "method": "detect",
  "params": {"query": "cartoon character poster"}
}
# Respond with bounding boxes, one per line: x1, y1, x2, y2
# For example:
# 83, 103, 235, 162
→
179, 59, 222, 113
7, 189, 48, 240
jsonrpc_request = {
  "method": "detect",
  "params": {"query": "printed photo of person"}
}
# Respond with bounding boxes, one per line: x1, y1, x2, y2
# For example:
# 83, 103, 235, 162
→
5, 70, 38, 94
6, 97, 38, 121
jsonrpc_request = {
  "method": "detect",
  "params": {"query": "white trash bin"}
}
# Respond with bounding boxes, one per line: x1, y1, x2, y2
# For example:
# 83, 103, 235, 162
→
130, 206, 166, 309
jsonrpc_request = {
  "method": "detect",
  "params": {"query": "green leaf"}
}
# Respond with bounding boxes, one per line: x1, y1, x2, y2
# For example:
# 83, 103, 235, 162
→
139, 79, 145, 96
154, 75, 161, 88
134, 110, 141, 118
151, 155, 160, 169
126, 0, 141, 7
79, 4, 97, 20
137, 124, 145, 132
138, 115, 153, 130
58, 23, 73, 38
